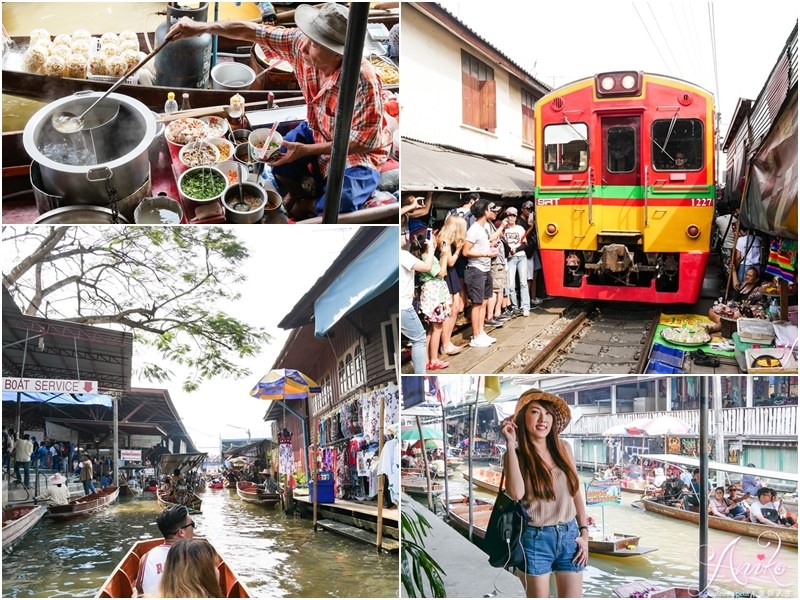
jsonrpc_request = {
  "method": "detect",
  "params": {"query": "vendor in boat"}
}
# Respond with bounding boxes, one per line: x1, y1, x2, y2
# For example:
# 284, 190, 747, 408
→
34, 473, 70, 506
258, 469, 281, 494
167, 3, 391, 219
135, 505, 196, 597
501, 389, 588, 598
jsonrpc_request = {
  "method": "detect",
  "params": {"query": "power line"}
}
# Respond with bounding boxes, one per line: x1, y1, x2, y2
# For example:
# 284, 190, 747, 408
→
633, 3, 674, 75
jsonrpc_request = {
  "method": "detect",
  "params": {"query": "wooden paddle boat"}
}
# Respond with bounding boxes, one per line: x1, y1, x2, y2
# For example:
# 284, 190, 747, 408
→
94, 537, 251, 598
236, 481, 281, 507
47, 486, 120, 520
2, 504, 47, 551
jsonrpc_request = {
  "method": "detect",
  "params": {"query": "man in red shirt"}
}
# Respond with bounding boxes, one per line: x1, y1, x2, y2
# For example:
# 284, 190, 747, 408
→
168, 3, 390, 217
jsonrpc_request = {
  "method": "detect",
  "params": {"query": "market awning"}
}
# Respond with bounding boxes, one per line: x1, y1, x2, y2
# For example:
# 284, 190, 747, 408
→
400, 138, 535, 198
2, 391, 113, 407
313, 227, 398, 336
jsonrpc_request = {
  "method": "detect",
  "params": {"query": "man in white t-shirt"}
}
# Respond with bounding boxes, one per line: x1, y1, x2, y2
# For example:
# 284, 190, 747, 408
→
749, 487, 781, 526
734, 228, 761, 286
399, 220, 435, 373
462, 199, 500, 347
136, 505, 196, 596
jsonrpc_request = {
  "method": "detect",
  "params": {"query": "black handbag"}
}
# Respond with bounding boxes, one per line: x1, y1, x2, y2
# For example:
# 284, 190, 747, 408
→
484, 469, 528, 569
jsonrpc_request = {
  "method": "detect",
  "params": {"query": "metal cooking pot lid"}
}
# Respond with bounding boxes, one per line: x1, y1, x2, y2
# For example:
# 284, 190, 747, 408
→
252, 45, 293, 73
34, 205, 130, 225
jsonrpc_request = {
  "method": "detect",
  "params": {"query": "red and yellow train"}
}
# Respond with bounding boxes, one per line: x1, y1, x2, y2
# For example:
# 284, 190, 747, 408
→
534, 71, 715, 303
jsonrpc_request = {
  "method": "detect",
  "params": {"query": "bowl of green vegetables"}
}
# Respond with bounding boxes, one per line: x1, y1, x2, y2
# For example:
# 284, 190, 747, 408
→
178, 166, 227, 206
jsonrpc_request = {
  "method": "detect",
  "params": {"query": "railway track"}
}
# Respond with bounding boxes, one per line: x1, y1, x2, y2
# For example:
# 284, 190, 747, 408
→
499, 302, 659, 374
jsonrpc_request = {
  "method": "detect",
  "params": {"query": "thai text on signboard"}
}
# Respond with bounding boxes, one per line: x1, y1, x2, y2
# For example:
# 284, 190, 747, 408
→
584, 479, 622, 506
120, 449, 142, 462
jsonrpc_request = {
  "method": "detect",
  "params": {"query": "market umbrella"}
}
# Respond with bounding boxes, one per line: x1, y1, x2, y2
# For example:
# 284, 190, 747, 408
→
249, 369, 321, 400
412, 438, 444, 450
401, 425, 444, 441
624, 418, 654, 435
642, 415, 694, 436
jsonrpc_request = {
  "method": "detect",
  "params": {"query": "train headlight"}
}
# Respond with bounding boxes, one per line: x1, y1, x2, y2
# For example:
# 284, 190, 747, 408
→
686, 225, 700, 239
600, 76, 615, 91
621, 74, 636, 89
546, 223, 558, 235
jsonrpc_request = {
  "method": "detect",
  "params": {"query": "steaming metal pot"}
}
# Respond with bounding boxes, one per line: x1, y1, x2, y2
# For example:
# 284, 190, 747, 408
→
22, 92, 158, 207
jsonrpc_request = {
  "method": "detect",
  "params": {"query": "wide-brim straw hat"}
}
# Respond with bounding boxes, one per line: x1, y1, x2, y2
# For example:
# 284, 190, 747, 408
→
513, 389, 571, 434
48, 473, 66, 485
295, 3, 348, 56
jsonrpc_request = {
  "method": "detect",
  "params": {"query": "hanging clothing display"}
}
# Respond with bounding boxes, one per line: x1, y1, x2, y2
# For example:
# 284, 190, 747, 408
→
376, 436, 400, 505
765, 237, 797, 283
278, 428, 293, 475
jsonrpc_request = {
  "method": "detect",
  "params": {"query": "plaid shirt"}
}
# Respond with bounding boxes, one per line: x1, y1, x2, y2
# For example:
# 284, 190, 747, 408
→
258, 26, 390, 177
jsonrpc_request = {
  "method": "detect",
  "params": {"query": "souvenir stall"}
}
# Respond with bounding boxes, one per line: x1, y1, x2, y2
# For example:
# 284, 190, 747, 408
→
309, 382, 399, 503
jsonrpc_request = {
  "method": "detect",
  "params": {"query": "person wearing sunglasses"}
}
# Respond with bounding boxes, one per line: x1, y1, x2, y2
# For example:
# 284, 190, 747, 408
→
136, 505, 196, 597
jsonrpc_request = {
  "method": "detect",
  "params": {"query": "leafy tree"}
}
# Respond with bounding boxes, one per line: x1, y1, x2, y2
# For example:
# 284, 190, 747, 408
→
2, 226, 271, 392
401, 509, 447, 597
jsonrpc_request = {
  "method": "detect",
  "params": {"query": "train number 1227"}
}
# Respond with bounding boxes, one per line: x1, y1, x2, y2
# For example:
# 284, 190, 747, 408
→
690, 198, 713, 207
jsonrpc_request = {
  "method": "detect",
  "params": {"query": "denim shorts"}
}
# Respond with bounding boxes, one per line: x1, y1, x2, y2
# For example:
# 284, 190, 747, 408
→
519, 519, 585, 576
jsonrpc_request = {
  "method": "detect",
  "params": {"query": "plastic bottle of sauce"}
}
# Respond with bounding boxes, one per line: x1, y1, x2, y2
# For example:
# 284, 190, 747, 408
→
227, 93, 251, 131
164, 92, 178, 114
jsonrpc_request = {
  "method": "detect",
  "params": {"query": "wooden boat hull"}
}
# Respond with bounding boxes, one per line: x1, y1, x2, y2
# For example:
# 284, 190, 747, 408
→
401, 476, 444, 497
462, 467, 503, 495
95, 537, 251, 598
447, 498, 656, 557
47, 486, 120, 520
156, 491, 202, 514
587, 532, 657, 557
236, 482, 281, 507
2, 504, 47, 551
641, 498, 798, 547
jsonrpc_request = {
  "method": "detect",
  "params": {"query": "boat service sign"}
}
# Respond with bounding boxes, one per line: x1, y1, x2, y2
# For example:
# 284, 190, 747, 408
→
120, 449, 142, 462
2, 377, 98, 394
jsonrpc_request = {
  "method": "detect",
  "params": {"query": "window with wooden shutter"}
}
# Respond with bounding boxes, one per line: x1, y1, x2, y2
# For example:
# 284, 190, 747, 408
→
522, 89, 535, 145
461, 50, 496, 132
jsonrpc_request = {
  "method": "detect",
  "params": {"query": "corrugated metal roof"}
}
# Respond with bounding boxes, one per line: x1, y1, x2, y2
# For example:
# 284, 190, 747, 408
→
400, 138, 535, 198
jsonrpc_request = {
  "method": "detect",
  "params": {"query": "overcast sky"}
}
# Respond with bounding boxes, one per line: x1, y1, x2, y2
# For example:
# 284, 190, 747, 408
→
435, 1, 798, 135
131, 226, 358, 455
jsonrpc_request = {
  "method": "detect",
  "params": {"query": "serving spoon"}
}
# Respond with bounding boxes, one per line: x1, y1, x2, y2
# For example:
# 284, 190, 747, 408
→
51, 35, 173, 134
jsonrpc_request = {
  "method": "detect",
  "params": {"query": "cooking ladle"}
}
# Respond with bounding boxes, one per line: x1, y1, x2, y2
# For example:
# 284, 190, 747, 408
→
51, 35, 173, 134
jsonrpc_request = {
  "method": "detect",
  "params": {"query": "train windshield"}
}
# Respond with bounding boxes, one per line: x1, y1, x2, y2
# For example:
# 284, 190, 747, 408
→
651, 118, 704, 170
543, 123, 588, 172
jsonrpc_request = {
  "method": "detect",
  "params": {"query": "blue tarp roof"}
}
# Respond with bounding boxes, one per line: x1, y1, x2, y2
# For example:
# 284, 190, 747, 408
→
313, 227, 398, 337
2, 391, 113, 407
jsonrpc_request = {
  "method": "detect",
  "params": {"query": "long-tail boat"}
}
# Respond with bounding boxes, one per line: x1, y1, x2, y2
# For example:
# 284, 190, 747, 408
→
236, 481, 281, 508
2, 504, 47, 551
641, 497, 797, 547
156, 452, 207, 513
94, 537, 251, 598
47, 486, 120, 520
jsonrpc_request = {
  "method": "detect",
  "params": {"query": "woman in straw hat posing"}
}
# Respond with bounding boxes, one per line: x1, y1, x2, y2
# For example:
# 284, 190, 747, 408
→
501, 389, 588, 598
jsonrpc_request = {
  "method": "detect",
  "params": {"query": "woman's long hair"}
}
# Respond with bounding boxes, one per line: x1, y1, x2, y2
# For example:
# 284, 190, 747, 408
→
513, 403, 579, 502
438, 214, 467, 253
159, 539, 223, 598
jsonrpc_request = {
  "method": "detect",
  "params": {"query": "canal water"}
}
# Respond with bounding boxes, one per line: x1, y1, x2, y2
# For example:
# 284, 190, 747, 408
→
429, 466, 798, 598
1, 488, 398, 598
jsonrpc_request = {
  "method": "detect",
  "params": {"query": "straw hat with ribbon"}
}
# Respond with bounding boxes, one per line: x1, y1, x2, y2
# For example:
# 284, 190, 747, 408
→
512, 389, 572, 434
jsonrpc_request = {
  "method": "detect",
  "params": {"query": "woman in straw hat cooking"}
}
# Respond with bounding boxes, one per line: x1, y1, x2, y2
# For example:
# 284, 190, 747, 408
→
168, 3, 390, 219
501, 389, 588, 598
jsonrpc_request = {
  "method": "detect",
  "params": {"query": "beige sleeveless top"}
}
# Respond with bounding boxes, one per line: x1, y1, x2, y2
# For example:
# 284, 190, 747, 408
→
524, 466, 577, 526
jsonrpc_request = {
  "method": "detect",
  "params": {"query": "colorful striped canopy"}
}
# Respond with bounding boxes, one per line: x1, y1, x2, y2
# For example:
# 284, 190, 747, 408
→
249, 369, 321, 400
